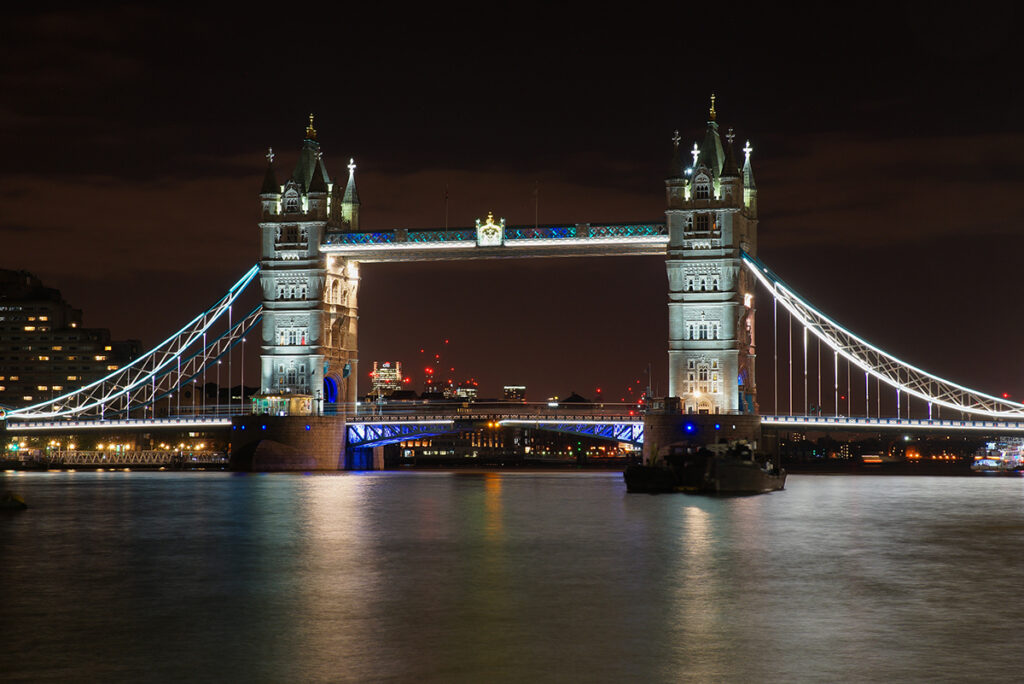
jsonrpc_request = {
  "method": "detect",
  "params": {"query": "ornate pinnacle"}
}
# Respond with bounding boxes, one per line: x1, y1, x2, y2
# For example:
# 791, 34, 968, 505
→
306, 113, 317, 140
266, 147, 275, 164
691, 142, 700, 167
743, 140, 753, 162
672, 130, 681, 149
348, 158, 356, 175
709, 93, 717, 121
726, 128, 735, 145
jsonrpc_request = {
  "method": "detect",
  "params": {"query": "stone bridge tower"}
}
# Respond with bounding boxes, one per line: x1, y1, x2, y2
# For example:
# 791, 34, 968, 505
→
254, 116, 361, 416
665, 97, 759, 415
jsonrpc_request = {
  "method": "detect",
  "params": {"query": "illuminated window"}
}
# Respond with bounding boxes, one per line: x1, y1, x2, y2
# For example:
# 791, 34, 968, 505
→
67, 356, 77, 361
38, 316, 48, 321
104, 345, 112, 351
27, 316, 36, 321
0, 386, 5, 391
10, 375, 18, 381
22, 395, 32, 401
23, 326, 35, 331
106, 365, 118, 371
51, 385, 62, 391
52, 345, 62, 351
36, 385, 47, 391
66, 375, 79, 381
94, 355, 106, 361
38, 355, 49, 361
70, 323, 77, 328
695, 180, 710, 200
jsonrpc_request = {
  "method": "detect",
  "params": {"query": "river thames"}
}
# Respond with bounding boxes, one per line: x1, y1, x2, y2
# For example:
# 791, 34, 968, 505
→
3, 471, 1023, 682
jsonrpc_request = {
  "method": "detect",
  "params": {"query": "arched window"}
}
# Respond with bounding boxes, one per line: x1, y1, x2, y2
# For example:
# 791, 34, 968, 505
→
694, 174, 711, 200
284, 191, 300, 213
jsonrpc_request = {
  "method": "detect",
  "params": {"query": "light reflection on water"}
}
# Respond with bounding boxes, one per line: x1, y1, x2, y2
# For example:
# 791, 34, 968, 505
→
3, 471, 1024, 682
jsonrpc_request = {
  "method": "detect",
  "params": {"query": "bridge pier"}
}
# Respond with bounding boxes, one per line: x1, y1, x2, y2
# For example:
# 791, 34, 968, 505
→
230, 415, 349, 471
642, 398, 762, 464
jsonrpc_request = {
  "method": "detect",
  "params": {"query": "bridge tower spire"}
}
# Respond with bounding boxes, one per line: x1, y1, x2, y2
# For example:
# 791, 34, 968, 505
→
665, 98, 758, 415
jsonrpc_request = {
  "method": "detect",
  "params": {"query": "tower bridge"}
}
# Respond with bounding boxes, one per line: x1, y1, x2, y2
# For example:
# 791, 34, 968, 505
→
4, 101, 1024, 470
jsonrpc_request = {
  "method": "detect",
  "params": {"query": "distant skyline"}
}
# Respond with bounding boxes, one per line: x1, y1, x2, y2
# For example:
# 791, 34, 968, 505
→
2, 5, 1022, 402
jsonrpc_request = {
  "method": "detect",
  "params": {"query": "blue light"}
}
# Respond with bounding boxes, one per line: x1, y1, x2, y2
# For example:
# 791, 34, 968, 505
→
261, 425, 267, 431
714, 423, 721, 430
240, 425, 246, 430
684, 423, 696, 433
305, 425, 311, 431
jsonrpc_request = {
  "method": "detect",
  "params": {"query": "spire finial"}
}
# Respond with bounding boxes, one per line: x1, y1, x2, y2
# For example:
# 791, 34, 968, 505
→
266, 147, 275, 164
348, 157, 356, 175
709, 93, 717, 121
726, 128, 735, 145
691, 142, 699, 166
743, 140, 753, 163
672, 130, 681, 149
306, 113, 317, 140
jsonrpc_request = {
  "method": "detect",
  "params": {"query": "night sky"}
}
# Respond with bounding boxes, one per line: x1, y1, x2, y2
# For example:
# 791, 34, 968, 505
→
3, 5, 1022, 405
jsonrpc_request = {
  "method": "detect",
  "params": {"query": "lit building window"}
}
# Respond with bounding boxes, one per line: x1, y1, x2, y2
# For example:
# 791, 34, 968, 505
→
52, 345, 63, 351
94, 355, 106, 361
38, 355, 49, 361
106, 365, 118, 371
23, 326, 35, 331
104, 345, 112, 351
38, 316, 48, 321
66, 375, 79, 381
22, 395, 32, 401
36, 385, 47, 391
51, 385, 62, 391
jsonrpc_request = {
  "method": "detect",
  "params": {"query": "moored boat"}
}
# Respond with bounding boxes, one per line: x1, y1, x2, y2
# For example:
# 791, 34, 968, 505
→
625, 442, 785, 495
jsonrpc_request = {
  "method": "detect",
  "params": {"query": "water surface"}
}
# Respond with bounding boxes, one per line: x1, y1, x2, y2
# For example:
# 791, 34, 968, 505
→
3, 471, 1023, 682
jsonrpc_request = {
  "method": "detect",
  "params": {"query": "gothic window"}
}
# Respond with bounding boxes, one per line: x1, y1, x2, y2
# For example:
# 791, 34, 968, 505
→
694, 214, 710, 232
685, 276, 695, 291
284, 191, 300, 214
695, 179, 710, 200
299, 285, 308, 299
287, 366, 297, 385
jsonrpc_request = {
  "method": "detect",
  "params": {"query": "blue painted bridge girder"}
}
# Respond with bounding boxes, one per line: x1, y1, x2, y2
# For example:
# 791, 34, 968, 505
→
346, 417, 645, 449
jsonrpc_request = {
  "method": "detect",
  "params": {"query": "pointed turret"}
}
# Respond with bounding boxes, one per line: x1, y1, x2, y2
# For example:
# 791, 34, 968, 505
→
742, 139, 756, 189
694, 94, 724, 177
742, 140, 757, 216
720, 129, 740, 179
292, 113, 331, 193
307, 151, 329, 219
341, 158, 360, 231
260, 148, 280, 215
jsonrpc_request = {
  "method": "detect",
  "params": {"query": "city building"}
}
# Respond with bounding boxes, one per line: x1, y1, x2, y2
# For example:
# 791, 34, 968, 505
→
0, 270, 140, 408
503, 385, 526, 401
370, 361, 402, 397
454, 381, 478, 401
665, 96, 758, 414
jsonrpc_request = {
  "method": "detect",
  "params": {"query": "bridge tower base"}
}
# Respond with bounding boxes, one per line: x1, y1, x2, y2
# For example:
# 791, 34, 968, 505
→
642, 398, 761, 465
230, 415, 349, 471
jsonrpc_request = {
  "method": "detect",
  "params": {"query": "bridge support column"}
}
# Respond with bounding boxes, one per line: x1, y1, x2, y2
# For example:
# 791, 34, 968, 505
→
230, 415, 348, 471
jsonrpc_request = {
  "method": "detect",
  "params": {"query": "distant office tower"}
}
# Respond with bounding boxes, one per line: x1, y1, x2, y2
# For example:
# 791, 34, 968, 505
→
0, 270, 140, 407
455, 381, 478, 401
370, 361, 402, 397
503, 385, 526, 401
